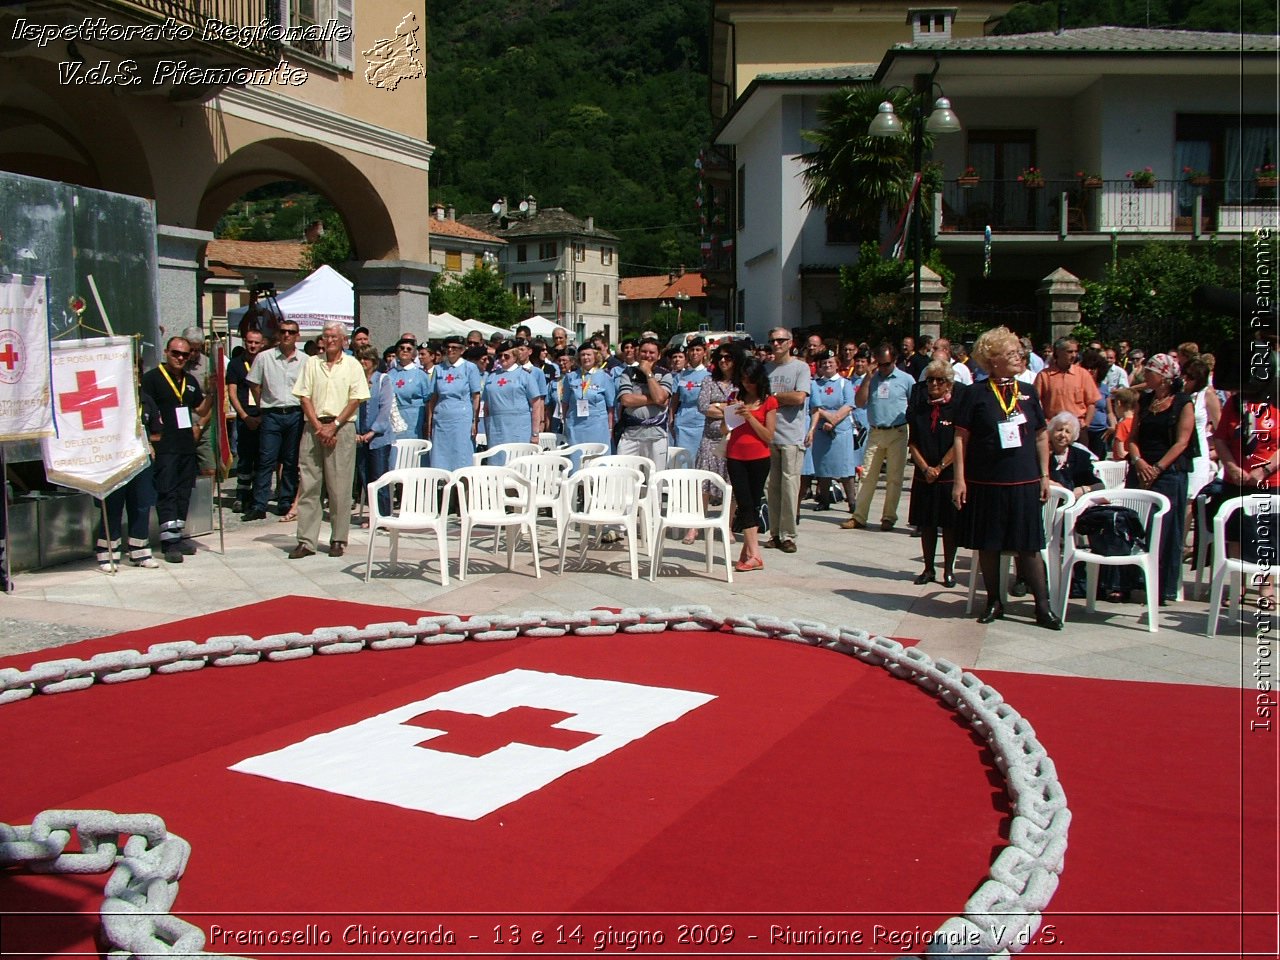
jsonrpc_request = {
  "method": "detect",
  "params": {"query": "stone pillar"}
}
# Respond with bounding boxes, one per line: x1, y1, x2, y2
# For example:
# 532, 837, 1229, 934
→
156, 225, 211, 362
353, 259, 439, 347
1037, 268, 1085, 344
901, 264, 948, 343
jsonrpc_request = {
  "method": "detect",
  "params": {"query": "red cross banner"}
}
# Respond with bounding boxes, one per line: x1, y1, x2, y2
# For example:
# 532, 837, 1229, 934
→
40, 336, 149, 497
0, 275, 53, 442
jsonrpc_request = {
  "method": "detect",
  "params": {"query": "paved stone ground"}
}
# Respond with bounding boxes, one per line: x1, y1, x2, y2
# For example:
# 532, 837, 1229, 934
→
1, 478, 1260, 687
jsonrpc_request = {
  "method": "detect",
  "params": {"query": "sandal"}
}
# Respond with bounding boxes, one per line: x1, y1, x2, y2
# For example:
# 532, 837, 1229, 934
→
278, 510, 298, 522
734, 557, 764, 572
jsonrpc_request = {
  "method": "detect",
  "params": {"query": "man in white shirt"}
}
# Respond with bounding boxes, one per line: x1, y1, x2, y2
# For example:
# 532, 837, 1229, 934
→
918, 338, 972, 385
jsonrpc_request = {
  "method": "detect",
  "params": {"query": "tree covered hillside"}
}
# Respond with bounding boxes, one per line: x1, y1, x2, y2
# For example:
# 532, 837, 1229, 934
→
427, 0, 710, 276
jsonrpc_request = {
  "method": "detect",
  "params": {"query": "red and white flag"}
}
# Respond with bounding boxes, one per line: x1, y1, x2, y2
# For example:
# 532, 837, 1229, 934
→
231, 668, 716, 821
41, 337, 148, 497
0, 275, 53, 442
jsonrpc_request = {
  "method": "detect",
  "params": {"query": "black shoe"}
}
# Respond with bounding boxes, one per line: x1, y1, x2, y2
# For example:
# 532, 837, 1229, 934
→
163, 548, 183, 564
1009, 579, 1029, 598
914, 569, 936, 585
242, 510, 267, 521
1069, 585, 1087, 599
977, 602, 1005, 624
1035, 610, 1064, 631
942, 572, 957, 588
177, 539, 197, 555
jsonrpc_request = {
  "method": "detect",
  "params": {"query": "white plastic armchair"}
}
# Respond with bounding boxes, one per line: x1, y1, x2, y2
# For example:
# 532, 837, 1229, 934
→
666, 446, 694, 470
391, 438, 432, 470
472, 442, 540, 467
557, 441, 609, 472
593, 454, 657, 543
1206, 494, 1280, 637
452, 466, 541, 580
648, 469, 733, 583
964, 485, 1075, 614
537, 432, 566, 451
509, 454, 573, 545
557, 466, 647, 579
364, 468, 452, 586
1058, 488, 1170, 632
1092, 459, 1128, 490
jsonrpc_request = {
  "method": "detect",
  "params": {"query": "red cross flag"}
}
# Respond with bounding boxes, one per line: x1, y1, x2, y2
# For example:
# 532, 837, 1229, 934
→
41, 337, 149, 497
0, 275, 53, 442
231, 669, 716, 820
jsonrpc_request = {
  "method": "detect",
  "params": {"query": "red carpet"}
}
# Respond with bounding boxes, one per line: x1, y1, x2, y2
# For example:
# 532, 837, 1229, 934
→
1, 597, 1275, 958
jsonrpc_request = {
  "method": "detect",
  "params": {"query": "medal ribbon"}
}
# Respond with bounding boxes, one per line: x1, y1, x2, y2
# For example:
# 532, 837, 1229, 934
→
990, 378, 1020, 419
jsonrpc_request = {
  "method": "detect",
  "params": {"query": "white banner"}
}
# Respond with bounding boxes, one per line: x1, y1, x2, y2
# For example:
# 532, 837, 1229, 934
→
0, 275, 53, 442
41, 337, 148, 497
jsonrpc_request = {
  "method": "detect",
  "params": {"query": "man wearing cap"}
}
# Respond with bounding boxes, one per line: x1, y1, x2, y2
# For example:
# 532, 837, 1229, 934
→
141, 336, 214, 562
427, 335, 481, 471
1034, 337, 1100, 431
246, 320, 305, 520
288, 322, 369, 559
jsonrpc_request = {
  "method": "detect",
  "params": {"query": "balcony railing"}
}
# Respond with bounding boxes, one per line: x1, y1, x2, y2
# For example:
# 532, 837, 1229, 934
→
938, 178, 1278, 236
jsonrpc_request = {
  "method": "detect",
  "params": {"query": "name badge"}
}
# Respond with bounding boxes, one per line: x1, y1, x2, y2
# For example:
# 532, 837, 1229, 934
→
576, 397, 590, 418
998, 421, 1022, 449
174, 406, 193, 430
1007, 412, 1027, 426
876, 382, 891, 400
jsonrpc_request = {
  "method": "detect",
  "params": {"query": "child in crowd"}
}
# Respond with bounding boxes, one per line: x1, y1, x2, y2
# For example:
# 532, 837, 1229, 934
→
1110, 387, 1139, 461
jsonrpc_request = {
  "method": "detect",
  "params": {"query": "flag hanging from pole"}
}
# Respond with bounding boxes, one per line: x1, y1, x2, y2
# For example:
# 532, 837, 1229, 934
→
882, 173, 923, 262
41, 337, 148, 497
0, 275, 54, 442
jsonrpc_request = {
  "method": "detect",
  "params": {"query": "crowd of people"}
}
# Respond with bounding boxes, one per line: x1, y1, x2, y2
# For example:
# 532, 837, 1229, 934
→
96, 318, 1277, 628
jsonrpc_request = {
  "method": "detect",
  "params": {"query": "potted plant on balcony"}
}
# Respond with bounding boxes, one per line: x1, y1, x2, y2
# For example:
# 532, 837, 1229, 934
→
1127, 167, 1156, 189
1077, 170, 1103, 190
1257, 162, 1278, 189
1182, 165, 1212, 187
957, 165, 980, 188
1017, 166, 1045, 189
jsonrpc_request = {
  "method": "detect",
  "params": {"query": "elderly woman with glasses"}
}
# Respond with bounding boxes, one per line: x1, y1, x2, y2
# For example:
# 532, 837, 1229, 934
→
427, 335, 482, 471
952, 326, 1060, 629
481, 339, 541, 460
908, 359, 960, 586
388, 338, 432, 446
805, 349, 857, 511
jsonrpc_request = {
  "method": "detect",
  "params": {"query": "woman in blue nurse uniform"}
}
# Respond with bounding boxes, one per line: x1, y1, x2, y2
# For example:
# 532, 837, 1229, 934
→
482, 340, 541, 461
561, 344, 616, 465
387, 338, 432, 443
427, 335, 481, 471
669, 337, 710, 459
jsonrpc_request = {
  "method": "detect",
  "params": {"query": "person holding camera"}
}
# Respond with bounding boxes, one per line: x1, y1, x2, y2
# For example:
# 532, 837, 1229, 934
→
615, 337, 673, 468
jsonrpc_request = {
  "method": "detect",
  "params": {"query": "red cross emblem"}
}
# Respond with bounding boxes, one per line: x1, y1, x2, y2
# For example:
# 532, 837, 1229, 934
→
685, 381, 696, 390
58, 370, 119, 431
497, 377, 508, 387
0, 330, 26, 385
445, 373, 455, 383
396, 379, 405, 388
405, 706, 597, 758
0, 342, 18, 371
824, 386, 834, 395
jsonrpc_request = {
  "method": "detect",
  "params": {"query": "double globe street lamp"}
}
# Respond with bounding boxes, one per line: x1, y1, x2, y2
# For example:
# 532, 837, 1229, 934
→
868, 84, 961, 339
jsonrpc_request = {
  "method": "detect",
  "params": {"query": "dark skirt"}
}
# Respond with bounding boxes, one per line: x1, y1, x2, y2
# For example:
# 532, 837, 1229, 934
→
957, 480, 1046, 552
908, 475, 958, 529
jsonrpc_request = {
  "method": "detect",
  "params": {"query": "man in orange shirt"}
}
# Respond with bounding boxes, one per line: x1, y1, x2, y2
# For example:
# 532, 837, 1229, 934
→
1034, 337, 1100, 431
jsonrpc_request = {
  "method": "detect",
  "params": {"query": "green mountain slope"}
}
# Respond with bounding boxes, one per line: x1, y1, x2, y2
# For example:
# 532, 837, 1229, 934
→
427, 0, 711, 276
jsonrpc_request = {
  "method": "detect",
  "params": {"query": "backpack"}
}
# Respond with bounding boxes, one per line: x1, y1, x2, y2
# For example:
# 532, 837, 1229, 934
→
1075, 504, 1147, 556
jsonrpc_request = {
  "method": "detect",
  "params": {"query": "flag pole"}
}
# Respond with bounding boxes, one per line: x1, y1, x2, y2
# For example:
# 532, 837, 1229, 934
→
97, 496, 117, 574
213, 334, 227, 556
0, 448, 11, 594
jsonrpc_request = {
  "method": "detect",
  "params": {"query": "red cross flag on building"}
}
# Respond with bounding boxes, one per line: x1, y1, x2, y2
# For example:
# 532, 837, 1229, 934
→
0, 275, 54, 442
41, 337, 149, 497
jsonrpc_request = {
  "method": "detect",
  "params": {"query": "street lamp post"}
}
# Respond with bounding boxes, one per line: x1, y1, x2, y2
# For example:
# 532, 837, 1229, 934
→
868, 83, 961, 340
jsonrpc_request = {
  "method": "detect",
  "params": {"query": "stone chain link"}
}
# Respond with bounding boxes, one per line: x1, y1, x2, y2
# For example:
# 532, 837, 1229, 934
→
1, 606, 1068, 960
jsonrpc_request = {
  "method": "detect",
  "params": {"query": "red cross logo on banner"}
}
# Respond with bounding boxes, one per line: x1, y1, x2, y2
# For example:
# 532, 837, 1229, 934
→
0, 343, 18, 371
58, 370, 119, 430
497, 378, 508, 387
405, 707, 598, 758
0, 330, 26, 385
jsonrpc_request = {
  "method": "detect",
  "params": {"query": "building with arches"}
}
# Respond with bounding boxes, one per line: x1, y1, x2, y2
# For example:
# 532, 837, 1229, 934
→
0, 1, 434, 349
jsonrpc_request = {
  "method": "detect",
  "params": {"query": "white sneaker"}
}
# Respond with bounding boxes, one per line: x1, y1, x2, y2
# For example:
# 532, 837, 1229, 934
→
131, 556, 160, 569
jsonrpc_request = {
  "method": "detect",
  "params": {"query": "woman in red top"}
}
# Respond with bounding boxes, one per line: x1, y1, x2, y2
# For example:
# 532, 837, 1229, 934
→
725, 354, 777, 571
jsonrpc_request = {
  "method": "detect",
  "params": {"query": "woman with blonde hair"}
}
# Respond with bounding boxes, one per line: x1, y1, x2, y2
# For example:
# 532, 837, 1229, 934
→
952, 326, 1060, 629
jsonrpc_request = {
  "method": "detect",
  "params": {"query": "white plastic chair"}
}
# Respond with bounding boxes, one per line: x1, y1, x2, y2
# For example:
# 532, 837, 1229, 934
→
594, 454, 657, 543
557, 466, 647, 579
452, 466, 541, 580
1093, 459, 1128, 490
537, 432, 566, 451
648, 469, 733, 582
364, 468, 452, 586
666, 446, 694, 470
965, 485, 1075, 614
509, 454, 572, 545
557, 441, 609, 472
1058, 488, 1170, 632
1206, 494, 1279, 637
391, 438, 432, 470
1191, 489, 1213, 599
472, 442, 541, 467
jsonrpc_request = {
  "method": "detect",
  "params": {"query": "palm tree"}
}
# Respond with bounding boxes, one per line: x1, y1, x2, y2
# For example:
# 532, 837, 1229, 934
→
798, 86, 938, 235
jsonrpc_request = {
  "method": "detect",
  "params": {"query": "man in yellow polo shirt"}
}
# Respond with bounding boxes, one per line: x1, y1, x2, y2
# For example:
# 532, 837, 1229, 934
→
289, 322, 370, 559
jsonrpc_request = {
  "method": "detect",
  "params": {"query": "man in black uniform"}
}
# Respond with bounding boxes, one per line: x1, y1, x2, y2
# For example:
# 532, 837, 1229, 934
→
140, 336, 213, 562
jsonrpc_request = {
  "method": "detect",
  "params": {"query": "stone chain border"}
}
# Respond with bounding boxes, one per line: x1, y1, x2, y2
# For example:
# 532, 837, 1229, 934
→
0, 606, 1069, 960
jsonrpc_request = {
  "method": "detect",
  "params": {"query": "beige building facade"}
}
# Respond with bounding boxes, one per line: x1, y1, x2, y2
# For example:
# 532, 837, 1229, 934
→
0, 0, 435, 349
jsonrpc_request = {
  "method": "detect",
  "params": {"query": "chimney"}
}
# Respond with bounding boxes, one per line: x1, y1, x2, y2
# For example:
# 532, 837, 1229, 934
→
431, 203, 445, 220
524, 195, 538, 216
907, 7, 955, 41
446, 204, 455, 221
678, 264, 686, 277
586, 216, 594, 232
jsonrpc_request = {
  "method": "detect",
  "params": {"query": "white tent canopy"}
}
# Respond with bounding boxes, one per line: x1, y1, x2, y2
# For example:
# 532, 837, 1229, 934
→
227, 264, 354, 334
517, 314, 565, 339
426, 312, 473, 337
464, 318, 511, 339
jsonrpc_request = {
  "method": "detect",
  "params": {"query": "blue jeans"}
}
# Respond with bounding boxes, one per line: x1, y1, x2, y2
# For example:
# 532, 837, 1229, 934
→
254, 408, 301, 514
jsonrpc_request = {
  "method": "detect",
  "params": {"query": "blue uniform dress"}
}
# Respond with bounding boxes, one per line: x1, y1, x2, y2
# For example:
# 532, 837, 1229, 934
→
562, 368, 616, 451
848, 375, 869, 472
670, 365, 710, 454
388, 363, 432, 443
430, 358, 481, 471
808, 374, 857, 478
483, 366, 540, 457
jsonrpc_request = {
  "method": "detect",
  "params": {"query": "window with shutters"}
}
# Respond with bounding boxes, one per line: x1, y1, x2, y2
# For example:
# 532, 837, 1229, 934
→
280, 0, 355, 70
445, 250, 462, 272
574, 282, 586, 303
